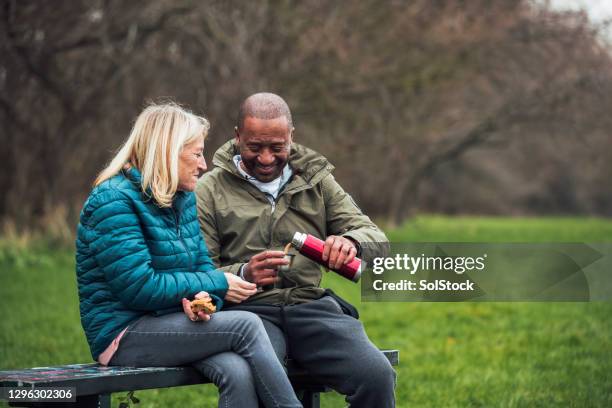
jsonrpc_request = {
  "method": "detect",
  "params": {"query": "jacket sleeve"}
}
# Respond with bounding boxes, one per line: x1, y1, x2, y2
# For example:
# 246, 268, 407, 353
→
195, 178, 244, 275
321, 174, 390, 263
88, 191, 229, 311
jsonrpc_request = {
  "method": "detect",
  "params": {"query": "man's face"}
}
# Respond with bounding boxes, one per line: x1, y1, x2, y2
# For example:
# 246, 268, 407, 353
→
235, 116, 292, 182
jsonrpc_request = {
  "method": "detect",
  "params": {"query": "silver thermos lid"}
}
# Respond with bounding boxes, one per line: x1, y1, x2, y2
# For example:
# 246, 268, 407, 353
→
291, 232, 307, 249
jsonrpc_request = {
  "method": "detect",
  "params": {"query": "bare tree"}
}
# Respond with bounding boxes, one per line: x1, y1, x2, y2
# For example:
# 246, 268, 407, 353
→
1, 0, 611, 233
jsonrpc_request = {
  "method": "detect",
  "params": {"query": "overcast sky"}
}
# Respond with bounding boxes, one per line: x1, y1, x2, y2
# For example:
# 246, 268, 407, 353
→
548, 0, 612, 22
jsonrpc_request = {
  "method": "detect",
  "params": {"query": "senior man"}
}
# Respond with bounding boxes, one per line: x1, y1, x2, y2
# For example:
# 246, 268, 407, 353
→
196, 92, 395, 407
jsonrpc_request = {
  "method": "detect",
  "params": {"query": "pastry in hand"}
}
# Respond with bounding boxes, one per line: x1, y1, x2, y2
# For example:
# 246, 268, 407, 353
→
190, 298, 216, 315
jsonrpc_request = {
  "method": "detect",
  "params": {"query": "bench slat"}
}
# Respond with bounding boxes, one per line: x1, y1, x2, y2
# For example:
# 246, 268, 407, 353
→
1, 350, 398, 397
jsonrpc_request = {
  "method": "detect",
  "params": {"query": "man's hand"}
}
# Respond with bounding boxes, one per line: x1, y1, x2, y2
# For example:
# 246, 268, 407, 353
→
322, 235, 357, 270
224, 273, 258, 303
243, 250, 289, 286
182, 291, 212, 322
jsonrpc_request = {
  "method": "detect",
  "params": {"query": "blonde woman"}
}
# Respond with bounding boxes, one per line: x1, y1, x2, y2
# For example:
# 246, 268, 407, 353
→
76, 103, 301, 408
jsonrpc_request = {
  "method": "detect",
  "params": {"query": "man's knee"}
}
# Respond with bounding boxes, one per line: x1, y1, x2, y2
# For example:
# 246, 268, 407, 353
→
342, 357, 396, 407
352, 356, 396, 391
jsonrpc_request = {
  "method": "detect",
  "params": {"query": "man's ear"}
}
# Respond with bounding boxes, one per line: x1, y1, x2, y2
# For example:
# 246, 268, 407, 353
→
289, 127, 295, 144
234, 126, 240, 144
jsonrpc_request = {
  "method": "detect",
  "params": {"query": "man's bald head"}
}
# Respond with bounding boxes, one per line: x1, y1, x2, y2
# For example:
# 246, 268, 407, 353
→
236, 92, 293, 132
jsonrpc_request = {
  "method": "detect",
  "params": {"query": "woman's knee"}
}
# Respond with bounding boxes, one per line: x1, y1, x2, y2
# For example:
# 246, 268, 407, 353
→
230, 310, 266, 334
195, 352, 255, 390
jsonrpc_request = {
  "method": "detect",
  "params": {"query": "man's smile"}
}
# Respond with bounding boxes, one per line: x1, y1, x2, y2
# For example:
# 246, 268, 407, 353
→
256, 165, 276, 174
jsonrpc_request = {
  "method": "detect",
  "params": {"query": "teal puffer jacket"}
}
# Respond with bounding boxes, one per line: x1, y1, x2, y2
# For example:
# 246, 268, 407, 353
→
76, 167, 228, 360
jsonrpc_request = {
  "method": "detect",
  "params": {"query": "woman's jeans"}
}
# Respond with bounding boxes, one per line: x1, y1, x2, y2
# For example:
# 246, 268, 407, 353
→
109, 310, 301, 408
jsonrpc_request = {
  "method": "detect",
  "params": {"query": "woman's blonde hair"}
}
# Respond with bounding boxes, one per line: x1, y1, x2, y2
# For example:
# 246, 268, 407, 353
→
95, 102, 210, 207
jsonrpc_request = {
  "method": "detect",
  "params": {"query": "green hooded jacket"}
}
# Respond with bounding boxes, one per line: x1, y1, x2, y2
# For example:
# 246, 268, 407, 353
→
195, 140, 388, 305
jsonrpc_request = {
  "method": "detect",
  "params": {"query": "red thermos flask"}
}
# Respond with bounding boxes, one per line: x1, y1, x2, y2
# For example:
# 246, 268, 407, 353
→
291, 232, 364, 282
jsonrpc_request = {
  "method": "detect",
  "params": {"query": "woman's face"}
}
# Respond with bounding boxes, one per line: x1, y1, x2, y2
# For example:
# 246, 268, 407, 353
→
178, 137, 207, 191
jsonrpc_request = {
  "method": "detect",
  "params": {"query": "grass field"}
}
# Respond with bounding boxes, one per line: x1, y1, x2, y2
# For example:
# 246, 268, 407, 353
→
1, 216, 611, 407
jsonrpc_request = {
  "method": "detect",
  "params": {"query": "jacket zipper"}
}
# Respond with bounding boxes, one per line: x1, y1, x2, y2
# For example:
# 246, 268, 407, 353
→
172, 208, 193, 271
267, 178, 293, 246
268, 195, 277, 246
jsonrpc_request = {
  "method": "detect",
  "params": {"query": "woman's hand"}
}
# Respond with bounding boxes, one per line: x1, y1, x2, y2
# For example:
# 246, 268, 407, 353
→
224, 272, 257, 303
182, 291, 212, 322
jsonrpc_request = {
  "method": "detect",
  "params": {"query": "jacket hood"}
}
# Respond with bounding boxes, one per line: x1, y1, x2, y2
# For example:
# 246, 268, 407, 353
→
212, 140, 335, 187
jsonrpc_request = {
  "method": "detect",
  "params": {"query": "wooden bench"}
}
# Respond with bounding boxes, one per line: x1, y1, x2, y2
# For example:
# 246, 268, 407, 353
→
1, 350, 398, 408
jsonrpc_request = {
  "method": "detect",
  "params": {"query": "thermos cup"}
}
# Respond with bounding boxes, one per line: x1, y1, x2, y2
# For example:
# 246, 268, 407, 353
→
291, 232, 363, 282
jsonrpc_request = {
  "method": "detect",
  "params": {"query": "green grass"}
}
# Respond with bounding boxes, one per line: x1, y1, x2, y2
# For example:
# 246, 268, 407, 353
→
386, 215, 612, 242
1, 216, 612, 407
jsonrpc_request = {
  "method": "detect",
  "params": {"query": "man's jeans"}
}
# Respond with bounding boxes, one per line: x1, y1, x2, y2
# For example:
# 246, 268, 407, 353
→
228, 296, 397, 408
109, 310, 301, 408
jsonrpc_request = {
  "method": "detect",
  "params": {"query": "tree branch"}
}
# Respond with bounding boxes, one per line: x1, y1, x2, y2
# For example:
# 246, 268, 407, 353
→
0, 96, 40, 137
2, 2, 73, 112
52, 6, 193, 54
